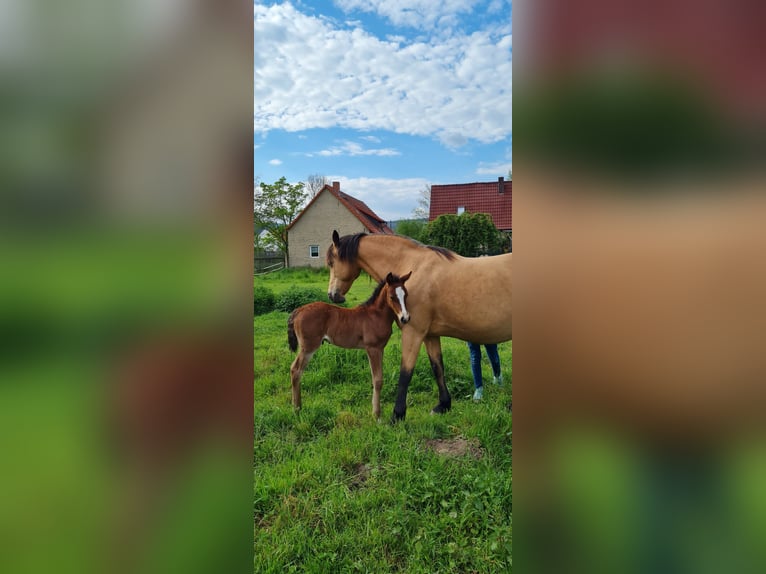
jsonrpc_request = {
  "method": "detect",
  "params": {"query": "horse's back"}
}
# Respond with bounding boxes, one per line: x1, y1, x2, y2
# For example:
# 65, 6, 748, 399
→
418, 253, 511, 342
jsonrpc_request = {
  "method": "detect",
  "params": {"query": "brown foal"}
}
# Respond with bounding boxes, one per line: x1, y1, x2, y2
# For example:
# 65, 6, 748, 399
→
287, 271, 412, 419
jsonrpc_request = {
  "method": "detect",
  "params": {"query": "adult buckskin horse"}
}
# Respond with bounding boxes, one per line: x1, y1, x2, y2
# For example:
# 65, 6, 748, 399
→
326, 230, 512, 422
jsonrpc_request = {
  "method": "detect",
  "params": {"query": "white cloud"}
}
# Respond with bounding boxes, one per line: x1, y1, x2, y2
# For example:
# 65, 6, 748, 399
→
315, 140, 399, 157
333, 0, 497, 31
269, 158, 283, 165
476, 160, 512, 175
330, 176, 431, 221
254, 2, 512, 147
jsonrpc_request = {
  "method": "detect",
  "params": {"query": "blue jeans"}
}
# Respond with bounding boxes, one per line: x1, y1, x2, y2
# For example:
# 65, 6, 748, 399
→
468, 342, 501, 389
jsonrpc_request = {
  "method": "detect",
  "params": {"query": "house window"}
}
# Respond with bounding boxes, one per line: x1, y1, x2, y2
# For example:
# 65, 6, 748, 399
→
457, 206, 465, 215
309, 245, 320, 258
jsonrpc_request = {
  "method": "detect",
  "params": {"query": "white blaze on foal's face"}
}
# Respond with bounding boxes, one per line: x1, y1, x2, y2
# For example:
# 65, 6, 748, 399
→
395, 286, 409, 323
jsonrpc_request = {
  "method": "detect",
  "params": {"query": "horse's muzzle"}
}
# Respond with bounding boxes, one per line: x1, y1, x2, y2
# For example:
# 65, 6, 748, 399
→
328, 291, 345, 304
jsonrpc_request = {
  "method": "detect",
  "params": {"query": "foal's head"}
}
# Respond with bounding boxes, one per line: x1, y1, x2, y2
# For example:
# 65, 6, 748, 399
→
384, 271, 412, 325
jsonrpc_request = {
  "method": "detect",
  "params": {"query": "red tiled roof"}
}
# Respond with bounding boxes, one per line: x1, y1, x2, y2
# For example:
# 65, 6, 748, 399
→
287, 184, 394, 234
429, 180, 512, 230
337, 190, 394, 234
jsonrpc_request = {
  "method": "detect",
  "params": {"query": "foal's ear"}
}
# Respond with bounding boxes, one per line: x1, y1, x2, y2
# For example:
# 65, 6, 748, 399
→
385, 272, 394, 284
401, 271, 412, 283
332, 230, 340, 247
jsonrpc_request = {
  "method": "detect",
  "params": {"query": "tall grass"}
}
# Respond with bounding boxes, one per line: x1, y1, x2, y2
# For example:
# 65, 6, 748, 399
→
255, 268, 512, 573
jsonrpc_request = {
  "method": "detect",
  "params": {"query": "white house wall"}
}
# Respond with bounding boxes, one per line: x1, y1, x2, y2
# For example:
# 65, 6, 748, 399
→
287, 190, 368, 268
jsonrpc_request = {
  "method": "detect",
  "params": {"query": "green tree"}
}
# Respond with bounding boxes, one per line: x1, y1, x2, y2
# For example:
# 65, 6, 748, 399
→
422, 212, 504, 257
254, 177, 307, 267
396, 219, 427, 242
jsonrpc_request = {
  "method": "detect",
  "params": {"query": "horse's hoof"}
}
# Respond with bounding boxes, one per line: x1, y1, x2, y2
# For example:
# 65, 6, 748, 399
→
431, 403, 451, 415
390, 410, 406, 424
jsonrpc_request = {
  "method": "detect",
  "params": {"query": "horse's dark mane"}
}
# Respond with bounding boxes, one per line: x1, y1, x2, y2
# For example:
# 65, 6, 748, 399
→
331, 232, 456, 263
425, 244, 457, 260
328, 232, 367, 264
400, 235, 457, 261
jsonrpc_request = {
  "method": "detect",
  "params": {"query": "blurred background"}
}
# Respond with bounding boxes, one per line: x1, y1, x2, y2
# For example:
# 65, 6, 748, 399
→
515, 1, 766, 573
0, 1, 253, 573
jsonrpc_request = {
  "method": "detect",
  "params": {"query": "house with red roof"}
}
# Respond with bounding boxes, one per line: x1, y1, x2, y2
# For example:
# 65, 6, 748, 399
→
429, 177, 512, 244
286, 181, 393, 268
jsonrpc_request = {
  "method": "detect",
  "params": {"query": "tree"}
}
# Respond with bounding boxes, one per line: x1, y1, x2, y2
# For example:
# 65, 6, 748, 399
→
396, 219, 427, 242
411, 184, 431, 219
421, 212, 504, 257
306, 174, 328, 198
254, 177, 307, 267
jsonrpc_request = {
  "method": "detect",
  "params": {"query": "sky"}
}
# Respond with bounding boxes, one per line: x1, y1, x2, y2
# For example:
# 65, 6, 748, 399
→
254, 0, 512, 221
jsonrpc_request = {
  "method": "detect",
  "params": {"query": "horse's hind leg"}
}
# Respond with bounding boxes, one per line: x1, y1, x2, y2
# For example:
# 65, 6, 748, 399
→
290, 349, 314, 411
424, 335, 451, 415
366, 347, 384, 420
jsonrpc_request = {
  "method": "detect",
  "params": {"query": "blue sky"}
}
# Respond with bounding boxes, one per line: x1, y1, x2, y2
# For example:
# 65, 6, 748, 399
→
254, 0, 512, 221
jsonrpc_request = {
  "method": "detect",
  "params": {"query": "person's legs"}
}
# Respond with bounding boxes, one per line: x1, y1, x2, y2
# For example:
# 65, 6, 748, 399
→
468, 342, 483, 400
468, 342, 483, 388
484, 344, 502, 382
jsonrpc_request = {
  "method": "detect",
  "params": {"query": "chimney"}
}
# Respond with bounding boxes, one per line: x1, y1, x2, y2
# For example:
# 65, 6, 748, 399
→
332, 181, 340, 192
498, 176, 504, 194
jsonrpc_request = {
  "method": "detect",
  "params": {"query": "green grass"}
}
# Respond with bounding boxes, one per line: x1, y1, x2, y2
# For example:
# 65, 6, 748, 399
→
254, 268, 512, 573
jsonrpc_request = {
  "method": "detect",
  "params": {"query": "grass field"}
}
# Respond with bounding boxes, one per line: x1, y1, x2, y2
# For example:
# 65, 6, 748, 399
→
254, 268, 512, 573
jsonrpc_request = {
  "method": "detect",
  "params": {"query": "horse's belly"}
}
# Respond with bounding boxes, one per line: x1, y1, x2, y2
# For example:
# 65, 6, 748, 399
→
430, 322, 511, 344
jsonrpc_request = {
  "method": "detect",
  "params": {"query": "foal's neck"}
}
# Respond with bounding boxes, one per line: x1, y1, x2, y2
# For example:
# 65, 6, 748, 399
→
368, 286, 395, 319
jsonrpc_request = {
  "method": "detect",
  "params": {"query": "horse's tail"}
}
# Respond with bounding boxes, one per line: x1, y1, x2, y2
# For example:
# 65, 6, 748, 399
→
287, 310, 299, 353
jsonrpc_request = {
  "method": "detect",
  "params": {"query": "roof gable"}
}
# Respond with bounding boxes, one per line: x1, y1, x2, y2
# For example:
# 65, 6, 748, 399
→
287, 183, 394, 234
429, 180, 512, 230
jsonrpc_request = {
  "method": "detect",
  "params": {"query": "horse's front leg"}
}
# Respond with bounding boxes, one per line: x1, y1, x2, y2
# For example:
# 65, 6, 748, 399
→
365, 347, 384, 421
391, 329, 425, 423
424, 335, 451, 414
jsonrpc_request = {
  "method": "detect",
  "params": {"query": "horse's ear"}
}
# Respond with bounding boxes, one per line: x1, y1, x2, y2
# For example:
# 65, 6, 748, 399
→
332, 230, 340, 247
401, 271, 412, 283
386, 272, 394, 284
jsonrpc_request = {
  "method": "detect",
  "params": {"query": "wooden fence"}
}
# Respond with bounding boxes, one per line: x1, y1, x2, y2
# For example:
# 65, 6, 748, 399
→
255, 253, 284, 274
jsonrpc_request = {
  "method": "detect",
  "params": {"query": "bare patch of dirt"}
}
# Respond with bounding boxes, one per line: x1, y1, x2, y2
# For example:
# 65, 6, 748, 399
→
348, 462, 371, 489
424, 437, 483, 459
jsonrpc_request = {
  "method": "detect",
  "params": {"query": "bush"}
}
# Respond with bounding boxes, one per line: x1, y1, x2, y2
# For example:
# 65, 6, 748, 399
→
274, 285, 325, 313
254, 285, 276, 315
422, 212, 504, 256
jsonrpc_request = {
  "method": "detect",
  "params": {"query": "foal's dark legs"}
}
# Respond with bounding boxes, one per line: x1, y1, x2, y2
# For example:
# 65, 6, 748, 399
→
424, 335, 451, 415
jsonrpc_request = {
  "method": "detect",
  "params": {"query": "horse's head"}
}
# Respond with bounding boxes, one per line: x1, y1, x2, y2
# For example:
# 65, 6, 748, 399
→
326, 230, 362, 303
385, 271, 412, 325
